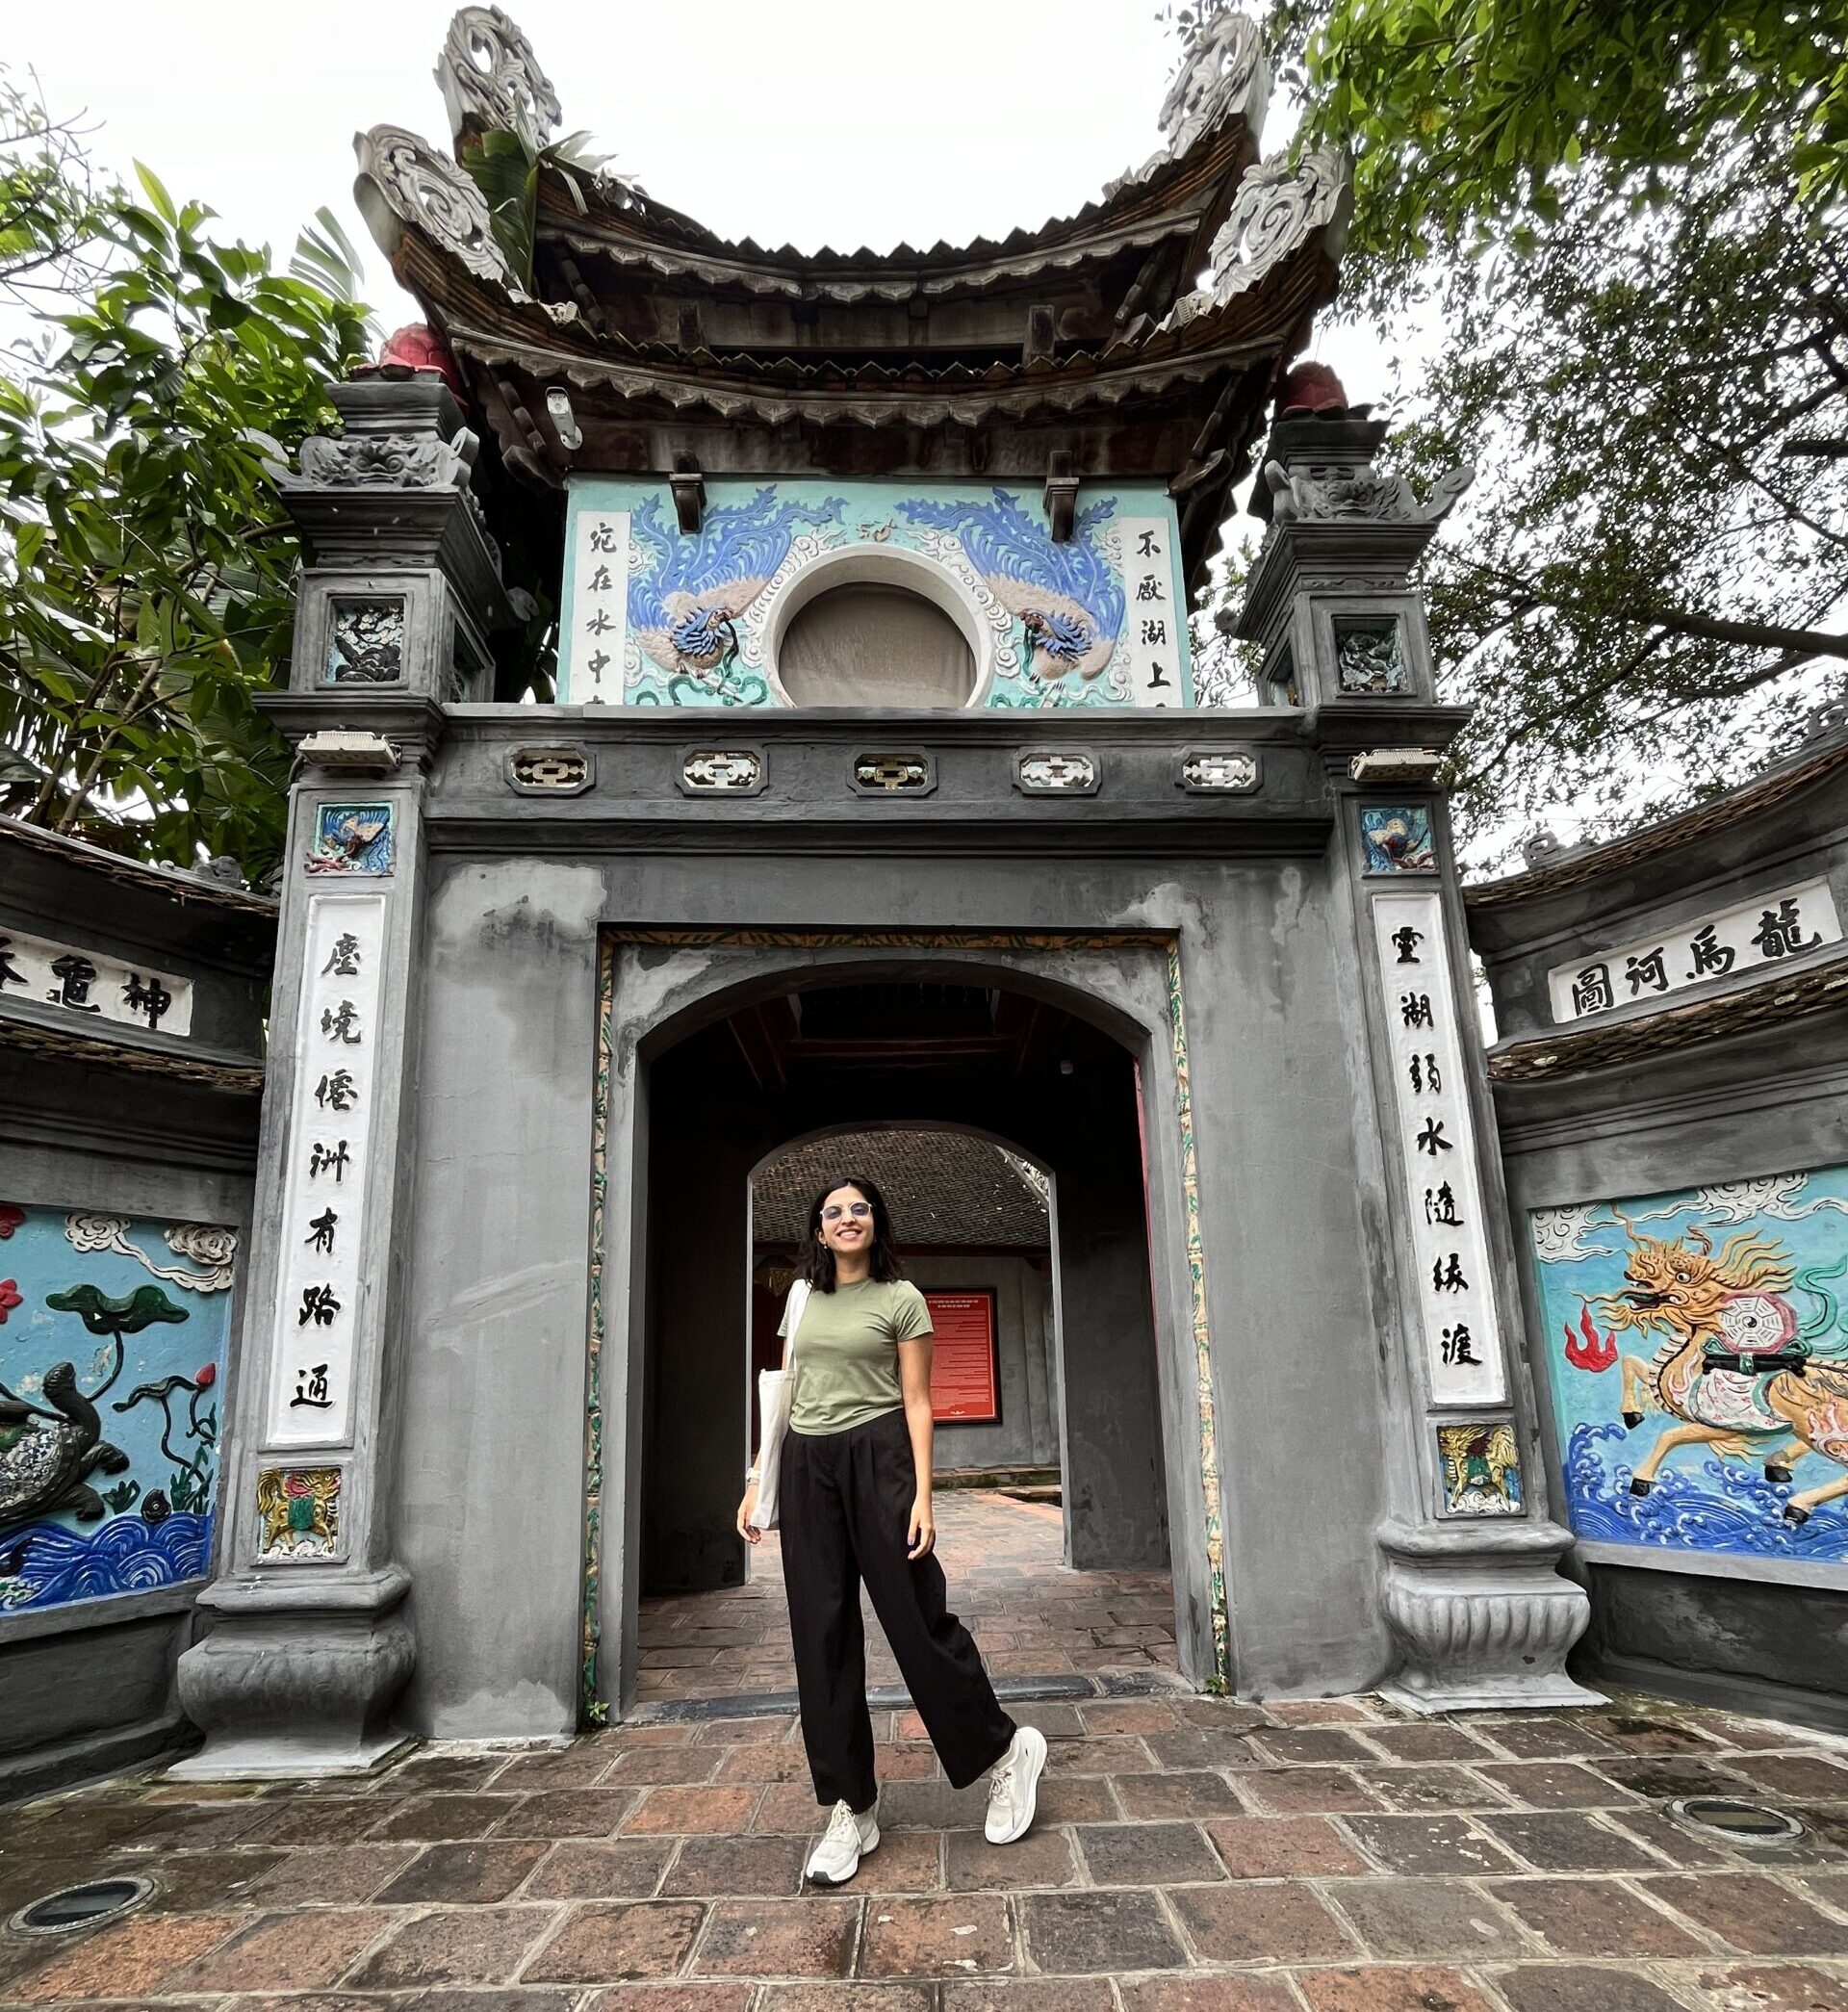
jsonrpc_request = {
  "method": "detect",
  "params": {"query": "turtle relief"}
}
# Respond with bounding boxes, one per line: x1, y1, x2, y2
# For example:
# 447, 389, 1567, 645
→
0, 1204, 236, 1612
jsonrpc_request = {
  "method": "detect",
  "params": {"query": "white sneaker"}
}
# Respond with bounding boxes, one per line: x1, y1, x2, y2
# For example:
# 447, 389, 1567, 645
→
985, 1724, 1048, 1844
804, 1798, 880, 1885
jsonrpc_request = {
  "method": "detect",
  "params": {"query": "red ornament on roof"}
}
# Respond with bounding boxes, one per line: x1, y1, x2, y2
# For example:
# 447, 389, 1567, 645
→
377, 323, 465, 399
1276, 362, 1349, 418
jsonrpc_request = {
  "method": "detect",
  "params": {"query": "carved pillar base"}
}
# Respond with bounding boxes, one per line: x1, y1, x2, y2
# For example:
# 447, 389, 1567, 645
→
171, 1567, 415, 1778
1376, 1520, 1604, 1715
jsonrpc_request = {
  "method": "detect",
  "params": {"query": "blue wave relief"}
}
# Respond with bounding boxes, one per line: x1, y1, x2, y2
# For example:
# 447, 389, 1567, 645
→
1564, 1421, 1848, 1559
0, 1509, 212, 1611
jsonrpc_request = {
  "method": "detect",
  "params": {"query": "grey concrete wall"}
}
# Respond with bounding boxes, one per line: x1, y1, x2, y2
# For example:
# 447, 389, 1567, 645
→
389, 859, 604, 1741
903, 1254, 1056, 1472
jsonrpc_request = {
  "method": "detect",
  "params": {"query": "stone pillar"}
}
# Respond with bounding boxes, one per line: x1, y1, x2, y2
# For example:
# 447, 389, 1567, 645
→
173, 372, 517, 1774
1239, 413, 1599, 1710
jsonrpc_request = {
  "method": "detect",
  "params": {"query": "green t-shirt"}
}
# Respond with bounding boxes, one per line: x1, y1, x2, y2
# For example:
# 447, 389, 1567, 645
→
782, 1277, 933, 1435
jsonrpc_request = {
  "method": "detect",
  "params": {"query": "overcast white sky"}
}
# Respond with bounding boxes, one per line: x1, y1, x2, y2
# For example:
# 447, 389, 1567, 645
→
13, 0, 1368, 385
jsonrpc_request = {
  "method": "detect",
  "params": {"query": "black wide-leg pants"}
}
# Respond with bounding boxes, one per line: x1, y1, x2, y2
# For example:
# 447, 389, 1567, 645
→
781, 1406, 1015, 1810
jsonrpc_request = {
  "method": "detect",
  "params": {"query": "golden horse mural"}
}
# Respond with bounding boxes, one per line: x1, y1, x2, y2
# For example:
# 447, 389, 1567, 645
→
1602, 1226, 1848, 1523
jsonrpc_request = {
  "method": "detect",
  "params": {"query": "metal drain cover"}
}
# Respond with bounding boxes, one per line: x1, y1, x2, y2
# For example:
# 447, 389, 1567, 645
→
7, 1876, 155, 1937
1667, 1795, 1805, 1843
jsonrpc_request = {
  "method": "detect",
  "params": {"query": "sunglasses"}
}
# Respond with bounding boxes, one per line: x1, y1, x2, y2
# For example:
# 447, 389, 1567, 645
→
820, 1202, 873, 1223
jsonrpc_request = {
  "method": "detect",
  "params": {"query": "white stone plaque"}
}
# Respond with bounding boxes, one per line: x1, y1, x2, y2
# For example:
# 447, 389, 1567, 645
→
0, 924, 194, 1037
560, 504, 631, 705
265, 892, 387, 1449
1373, 890, 1507, 1406
1116, 515, 1186, 709
1546, 877, 1842, 1023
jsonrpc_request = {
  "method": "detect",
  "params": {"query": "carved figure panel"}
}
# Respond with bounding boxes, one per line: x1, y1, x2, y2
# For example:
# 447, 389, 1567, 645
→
255, 1465, 343, 1562
0, 1204, 237, 1612
1531, 1170, 1848, 1564
306, 804, 396, 878
1437, 1422, 1524, 1516
1360, 806, 1437, 874
326, 600, 406, 685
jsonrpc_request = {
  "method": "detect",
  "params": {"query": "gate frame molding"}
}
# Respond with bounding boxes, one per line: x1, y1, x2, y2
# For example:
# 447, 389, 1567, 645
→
584, 925, 1230, 1721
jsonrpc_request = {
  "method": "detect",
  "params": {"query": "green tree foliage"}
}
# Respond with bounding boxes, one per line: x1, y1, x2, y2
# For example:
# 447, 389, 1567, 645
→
1181, 4, 1848, 854
0, 72, 370, 881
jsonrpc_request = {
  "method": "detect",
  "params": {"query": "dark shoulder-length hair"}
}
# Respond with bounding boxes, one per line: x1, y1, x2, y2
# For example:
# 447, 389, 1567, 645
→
801, 1174, 906, 1291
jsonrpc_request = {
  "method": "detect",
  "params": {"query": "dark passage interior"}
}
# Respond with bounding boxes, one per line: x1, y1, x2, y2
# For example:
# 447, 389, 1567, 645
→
639, 980, 1172, 1609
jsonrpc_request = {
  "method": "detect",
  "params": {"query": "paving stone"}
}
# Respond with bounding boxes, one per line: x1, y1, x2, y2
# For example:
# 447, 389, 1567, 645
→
603, 1750, 726, 1787
1172, 1701, 1272, 1733
1601, 1809, 1732, 1869
524, 1841, 676, 1899
1078, 1701, 1178, 1735
122, 1800, 276, 1849
1031, 1771, 1119, 1825
1143, 1730, 1262, 1770
757, 1987, 933, 2012
945, 1825, 1077, 1891
1649, 1871, 1848, 1954
1486, 1876, 1707, 1955
0, 1909, 241, 2002
659, 1837, 807, 1897
522, 1901, 708, 1982
1204, 1815, 1368, 1878
253, 1798, 383, 1847
1479, 1718, 1623, 1761
1008, 1704, 1086, 1740
579, 1985, 754, 2011
1734, 1755, 1848, 1802
1019, 1889, 1188, 1973
1251, 1726, 1376, 1766
493, 1746, 618, 1790
370, 1795, 516, 1843
878, 1780, 991, 1832
376, 1840, 552, 1904
754, 1782, 832, 1834
622, 1787, 761, 1836
1343, 1815, 1521, 1876
1691, 1962, 1848, 2010
1478, 1812, 1662, 1871
170, 1905, 398, 1991
247, 1844, 424, 1904
1266, 1700, 1378, 1726
712, 1744, 814, 1784
697, 1717, 793, 1745
859, 1894, 1013, 1976
1117, 1976, 1299, 2011
386, 1755, 515, 1794
1114, 1770, 1245, 1818
1241, 1768, 1390, 1816
399, 1993, 581, 2012
942, 1982, 1115, 2012
136, 1846, 287, 1910
1478, 1762, 1638, 1810
1359, 1766, 1509, 1814
493, 1790, 637, 1838
1485, 1965, 1689, 2011
1599, 1756, 1755, 1800
1327, 1877, 1528, 1958
852, 1835, 940, 1891
1358, 1724, 1497, 1764
1292, 1967, 1502, 2012
347, 1908, 556, 1989
1170, 1880, 1357, 1962
690, 1896, 859, 1978
1075, 1821, 1223, 1886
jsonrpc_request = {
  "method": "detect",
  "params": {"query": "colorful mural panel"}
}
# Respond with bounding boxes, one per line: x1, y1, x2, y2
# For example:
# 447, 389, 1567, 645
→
558, 477, 1192, 710
0, 1204, 237, 1612
1530, 1167, 1848, 1562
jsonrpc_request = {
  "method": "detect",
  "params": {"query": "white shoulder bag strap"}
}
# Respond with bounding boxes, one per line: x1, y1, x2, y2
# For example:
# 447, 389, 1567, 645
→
750, 1279, 810, 1532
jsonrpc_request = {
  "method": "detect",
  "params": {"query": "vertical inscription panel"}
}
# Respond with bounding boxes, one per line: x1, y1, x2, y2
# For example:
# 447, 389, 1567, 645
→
265, 892, 387, 1450
1373, 888, 1507, 1406
560, 506, 631, 705
1116, 515, 1187, 708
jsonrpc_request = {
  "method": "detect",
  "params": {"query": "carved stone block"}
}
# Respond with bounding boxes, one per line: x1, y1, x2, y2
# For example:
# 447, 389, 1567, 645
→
1375, 1519, 1602, 1714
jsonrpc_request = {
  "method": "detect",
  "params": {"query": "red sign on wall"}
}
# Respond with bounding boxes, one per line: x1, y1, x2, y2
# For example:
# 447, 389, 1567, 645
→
925, 1290, 999, 1424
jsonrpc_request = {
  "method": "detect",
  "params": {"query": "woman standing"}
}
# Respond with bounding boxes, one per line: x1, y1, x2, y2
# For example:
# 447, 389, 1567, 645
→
736, 1174, 1047, 1886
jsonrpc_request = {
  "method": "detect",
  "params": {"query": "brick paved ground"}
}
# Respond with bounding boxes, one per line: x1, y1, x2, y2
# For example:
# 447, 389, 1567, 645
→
6, 1689, 1848, 2007
639, 1489, 1177, 1704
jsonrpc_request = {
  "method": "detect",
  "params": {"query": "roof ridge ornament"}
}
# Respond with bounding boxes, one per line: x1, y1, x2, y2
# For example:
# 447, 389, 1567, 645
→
436, 6, 561, 148
353, 125, 577, 323
1168, 146, 1349, 329
1264, 456, 1475, 528
1158, 11, 1269, 149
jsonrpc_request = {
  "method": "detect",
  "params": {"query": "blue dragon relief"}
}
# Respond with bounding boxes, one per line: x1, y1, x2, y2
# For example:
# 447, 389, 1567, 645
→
628, 488, 847, 705
899, 490, 1126, 687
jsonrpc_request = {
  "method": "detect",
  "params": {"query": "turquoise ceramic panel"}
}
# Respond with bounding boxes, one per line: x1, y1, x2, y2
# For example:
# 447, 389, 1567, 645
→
1528, 1167, 1848, 1565
0, 1202, 237, 1612
558, 477, 1191, 709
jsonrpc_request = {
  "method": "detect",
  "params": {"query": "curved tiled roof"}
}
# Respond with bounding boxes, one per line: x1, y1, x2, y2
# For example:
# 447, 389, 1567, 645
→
754, 1129, 1050, 1248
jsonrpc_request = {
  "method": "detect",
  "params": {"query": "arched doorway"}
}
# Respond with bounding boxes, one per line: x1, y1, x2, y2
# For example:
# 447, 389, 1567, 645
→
587, 935, 1218, 1721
